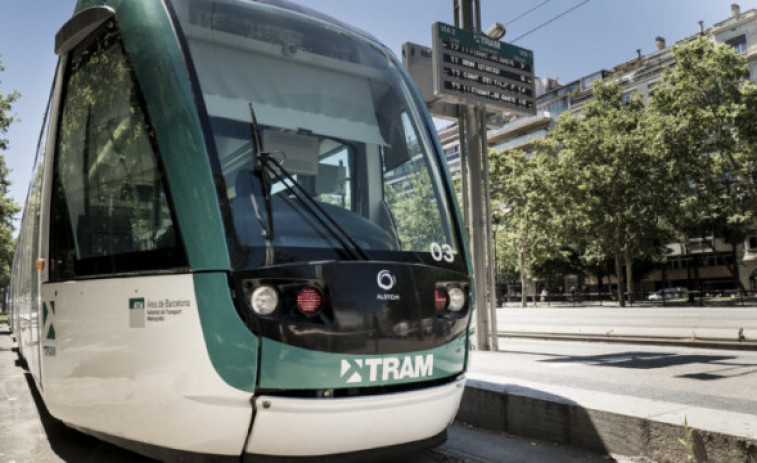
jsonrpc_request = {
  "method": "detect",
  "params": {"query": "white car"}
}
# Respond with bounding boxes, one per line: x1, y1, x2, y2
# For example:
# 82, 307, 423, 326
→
648, 287, 689, 300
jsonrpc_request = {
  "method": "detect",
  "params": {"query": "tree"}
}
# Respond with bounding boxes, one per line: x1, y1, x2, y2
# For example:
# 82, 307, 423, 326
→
648, 36, 757, 290
544, 81, 671, 305
0, 55, 20, 294
490, 148, 563, 306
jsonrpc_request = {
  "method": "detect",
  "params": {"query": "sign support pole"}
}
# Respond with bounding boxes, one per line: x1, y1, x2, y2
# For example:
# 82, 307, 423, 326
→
456, 0, 497, 351
481, 111, 499, 351
406, 0, 532, 350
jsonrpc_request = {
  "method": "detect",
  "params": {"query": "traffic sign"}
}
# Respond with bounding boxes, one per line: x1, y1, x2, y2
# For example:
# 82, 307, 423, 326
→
432, 22, 535, 115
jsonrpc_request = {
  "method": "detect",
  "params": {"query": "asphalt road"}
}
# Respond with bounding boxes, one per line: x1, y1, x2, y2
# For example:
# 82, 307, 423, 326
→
497, 306, 757, 342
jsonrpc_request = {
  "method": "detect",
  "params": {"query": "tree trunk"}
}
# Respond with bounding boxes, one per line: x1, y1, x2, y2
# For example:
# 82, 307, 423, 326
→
615, 249, 625, 307
518, 250, 527, 308
694, 254, 701, 304
624, 247, 634, 305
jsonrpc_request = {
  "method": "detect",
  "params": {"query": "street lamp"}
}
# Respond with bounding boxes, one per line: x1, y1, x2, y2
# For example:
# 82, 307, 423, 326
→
485, 22, 506, 40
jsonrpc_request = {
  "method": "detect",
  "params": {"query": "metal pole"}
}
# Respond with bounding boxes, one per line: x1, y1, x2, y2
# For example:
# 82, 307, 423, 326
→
466, 107, 491, 350
457, 0, 496, 351
470, 0, 499, 350
481, 112, 499, 350
459, 0, 475, 29
458, 109, 470, 242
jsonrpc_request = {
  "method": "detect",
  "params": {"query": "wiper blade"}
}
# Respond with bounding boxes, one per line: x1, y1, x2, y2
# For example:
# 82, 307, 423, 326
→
259, 152, 370, 261
247, 101, 367, 261
248, 103, 274, 239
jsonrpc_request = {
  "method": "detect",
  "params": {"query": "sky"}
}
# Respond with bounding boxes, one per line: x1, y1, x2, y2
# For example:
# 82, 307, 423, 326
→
0, 0, 752, 225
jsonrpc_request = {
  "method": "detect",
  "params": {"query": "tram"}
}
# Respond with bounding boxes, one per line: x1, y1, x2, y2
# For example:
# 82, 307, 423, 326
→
8, 0, 472, 460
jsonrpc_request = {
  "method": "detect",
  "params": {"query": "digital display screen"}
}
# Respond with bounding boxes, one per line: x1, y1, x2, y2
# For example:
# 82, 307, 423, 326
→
432, 22, 535, 115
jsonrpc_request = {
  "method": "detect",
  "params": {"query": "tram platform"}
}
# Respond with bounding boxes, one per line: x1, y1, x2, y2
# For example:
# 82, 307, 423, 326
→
456, 340, 757, 462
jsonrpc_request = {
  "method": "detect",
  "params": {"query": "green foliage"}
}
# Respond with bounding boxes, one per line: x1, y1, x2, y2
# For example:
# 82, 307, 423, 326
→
678, 416, 708, 462
498, 82, 672, 304
678, 417, 696, 462
646, 36, 757, 288
649, 36, 757, 234
488, 36, 757, 298
489, 147, 562, 304
0, 55, 20, 285
553, 82, 672, 303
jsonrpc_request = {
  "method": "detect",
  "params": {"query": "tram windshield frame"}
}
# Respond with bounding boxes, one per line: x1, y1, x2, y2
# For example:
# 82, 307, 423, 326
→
170, 0, 465, 272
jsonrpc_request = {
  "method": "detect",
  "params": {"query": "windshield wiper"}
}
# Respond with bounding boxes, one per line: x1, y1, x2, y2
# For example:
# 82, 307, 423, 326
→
248, 104, 275, 240
259, 152, 370, 261
247, 102, 368, 261
238, 103, 275, 266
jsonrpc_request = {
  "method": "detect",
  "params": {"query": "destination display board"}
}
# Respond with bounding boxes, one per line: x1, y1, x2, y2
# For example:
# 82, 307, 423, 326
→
432, 22, 535, 115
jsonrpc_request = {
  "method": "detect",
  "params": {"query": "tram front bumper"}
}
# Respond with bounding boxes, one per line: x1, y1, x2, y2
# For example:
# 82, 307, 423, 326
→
244, 377, 465, 459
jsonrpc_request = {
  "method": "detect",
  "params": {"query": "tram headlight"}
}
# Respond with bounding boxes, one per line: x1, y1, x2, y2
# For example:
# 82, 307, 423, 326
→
447, 287, 466, 312
250, 285, 279, 315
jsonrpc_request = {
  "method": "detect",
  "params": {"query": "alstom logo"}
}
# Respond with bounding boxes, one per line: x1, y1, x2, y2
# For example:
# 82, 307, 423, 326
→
340, 355, 434, 384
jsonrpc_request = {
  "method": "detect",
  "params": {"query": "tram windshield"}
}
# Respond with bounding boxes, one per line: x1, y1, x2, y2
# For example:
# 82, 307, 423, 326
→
171, 0, 463, 269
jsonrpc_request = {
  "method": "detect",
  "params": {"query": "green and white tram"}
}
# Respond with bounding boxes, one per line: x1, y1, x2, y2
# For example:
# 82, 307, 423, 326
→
9, 0, 473, 460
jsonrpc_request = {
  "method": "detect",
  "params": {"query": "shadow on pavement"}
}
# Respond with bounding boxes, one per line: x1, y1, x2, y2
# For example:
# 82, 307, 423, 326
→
539, 350, 757, 380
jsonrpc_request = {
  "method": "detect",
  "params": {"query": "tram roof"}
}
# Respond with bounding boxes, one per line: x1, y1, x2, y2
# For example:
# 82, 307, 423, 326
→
253, 0, 380, 44
72, 0, 381, 48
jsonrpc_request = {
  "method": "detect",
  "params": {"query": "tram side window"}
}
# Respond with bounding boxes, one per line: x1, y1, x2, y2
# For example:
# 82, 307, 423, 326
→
49, 22, 186, 280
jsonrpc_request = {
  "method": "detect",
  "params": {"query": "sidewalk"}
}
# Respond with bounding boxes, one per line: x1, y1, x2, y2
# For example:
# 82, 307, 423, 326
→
459, 339, 757, 463
496, 305, 757, 350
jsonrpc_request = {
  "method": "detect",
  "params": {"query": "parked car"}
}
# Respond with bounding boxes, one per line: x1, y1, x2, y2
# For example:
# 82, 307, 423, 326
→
648, 287, 689, 301
723, 289, 741, 298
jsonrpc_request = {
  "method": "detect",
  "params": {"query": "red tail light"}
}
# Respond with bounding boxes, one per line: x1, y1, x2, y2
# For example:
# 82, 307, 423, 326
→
297, 287, 324, 315
434, 288, 449, 311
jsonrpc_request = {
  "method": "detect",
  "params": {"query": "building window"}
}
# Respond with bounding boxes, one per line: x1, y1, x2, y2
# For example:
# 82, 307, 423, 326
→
726, 34, 747, 53
687, 236, 713, 253
581, 72, 603, 89
543, 97, 569, 116
748, 230, 757, 251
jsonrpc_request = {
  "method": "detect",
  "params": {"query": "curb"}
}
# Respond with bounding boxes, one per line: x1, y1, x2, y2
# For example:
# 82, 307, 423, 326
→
498, 332, 757, 351
456, 379, 757, 463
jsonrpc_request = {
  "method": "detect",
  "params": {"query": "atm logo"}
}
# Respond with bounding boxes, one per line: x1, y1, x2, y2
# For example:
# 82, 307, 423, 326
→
340, 355, 434, 384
